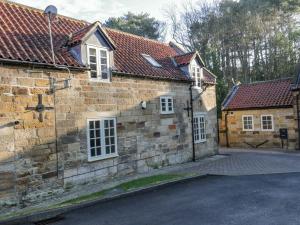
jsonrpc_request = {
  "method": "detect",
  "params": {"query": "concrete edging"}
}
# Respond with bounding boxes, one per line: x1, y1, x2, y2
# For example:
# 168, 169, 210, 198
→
0, 173, 211, 225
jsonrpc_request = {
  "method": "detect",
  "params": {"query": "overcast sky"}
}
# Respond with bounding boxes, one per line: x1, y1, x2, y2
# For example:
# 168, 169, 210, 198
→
12, 0, 204, 22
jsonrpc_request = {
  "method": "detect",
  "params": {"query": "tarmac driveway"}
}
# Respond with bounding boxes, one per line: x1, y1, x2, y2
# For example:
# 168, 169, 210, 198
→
48, 148, 300, 225
50, 173, 300, 225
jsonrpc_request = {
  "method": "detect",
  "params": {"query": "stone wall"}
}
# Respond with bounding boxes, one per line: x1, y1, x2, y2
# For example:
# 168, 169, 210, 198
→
292, 91, 300, 150
219, 108, 296, 150
0, 64, 217, 211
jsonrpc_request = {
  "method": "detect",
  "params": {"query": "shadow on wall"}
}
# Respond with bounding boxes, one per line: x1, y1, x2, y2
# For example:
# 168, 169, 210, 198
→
0, 66, 217, 212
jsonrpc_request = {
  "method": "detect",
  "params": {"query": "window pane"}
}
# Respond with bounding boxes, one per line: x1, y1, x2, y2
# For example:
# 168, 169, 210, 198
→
106, 146, 110, 154
100, 50, 107, 58
89, 121, 94, 129
91, 148, 95, 157
110, 120, 114, 127
96, 138, 101, 146
90, 56, 97, 63
90, 71, 97, 78
90, 64, 97, 70
96, 147, 101, 156
90, 130, 94, 138
105, 137, 110, 145
111, 145, 115, 153
102, 72, 108, 80
104, 120, 109, 128
90, 139, 95, 147
101, 65, 107, 72
110, 128, 114, 135
95, 121, 100, 129
89, 48, 96, 56
105, 129, 109, 137
101, 58, 107, 64
96, 129, 100, 137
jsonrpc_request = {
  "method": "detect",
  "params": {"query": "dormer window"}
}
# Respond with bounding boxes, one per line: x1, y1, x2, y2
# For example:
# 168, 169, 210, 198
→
142, 54, 162, 67
87, 46, 110, 81
190, 61, 202, 88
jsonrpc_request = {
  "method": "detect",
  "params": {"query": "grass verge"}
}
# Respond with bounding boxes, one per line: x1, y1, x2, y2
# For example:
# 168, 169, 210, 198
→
58, 174, 184, 206
117, 174, 183, 191
0, 173, 187, 221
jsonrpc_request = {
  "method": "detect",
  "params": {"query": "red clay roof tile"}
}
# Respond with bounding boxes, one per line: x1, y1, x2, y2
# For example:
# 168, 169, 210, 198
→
0, 0, 216, 83
174, 52, 195, 66
223, 78, 293, 110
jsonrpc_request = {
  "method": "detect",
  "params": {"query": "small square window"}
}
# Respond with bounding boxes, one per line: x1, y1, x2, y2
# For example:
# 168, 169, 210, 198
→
261, 115, 273, 131
243, 115, 254, 131
160, 96, 174, 114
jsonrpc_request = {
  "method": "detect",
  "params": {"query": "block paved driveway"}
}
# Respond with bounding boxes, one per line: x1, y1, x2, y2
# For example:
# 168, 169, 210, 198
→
44, 148, 300, 225
193, 148, 300, 176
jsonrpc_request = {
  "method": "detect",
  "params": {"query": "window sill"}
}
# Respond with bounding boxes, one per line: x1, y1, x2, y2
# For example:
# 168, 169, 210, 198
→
160, 111, 174, 115
89, 78, 111, 83
195, 140, 206, 144
261, 130, 274, 132
88, 153, 118, 162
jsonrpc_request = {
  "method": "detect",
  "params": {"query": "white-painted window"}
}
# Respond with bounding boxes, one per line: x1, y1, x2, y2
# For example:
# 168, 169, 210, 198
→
242, 115, 254, 131
261, 115, 274, 131
193, 113, 206, 143
87, 118, 117, 161
141, 54, 162, 67
160, 96, 174, 114
87, 46, 110, 81
192, 65, 203, 88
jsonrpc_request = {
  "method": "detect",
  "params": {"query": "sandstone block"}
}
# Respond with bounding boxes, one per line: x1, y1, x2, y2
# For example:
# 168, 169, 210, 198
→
12, 87, 29, 95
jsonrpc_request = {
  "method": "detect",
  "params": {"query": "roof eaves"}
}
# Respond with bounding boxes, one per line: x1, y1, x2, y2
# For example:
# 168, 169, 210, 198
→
203, 67, 217, 78
225, 105, 293, 111
194, 51, 205, 67
112, 70, 192, 83
222, 85, 239, 110
0, 58, 88, 71
80, 22, 116, 50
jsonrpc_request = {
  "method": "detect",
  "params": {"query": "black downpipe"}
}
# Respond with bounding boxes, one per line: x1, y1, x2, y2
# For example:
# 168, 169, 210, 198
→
189, 84, 196, 162
225, 111, 229, 148
297, 94, 300, 150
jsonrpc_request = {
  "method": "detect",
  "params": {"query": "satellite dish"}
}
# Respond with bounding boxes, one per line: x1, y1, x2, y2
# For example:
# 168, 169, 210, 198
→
44, 5, 57, 21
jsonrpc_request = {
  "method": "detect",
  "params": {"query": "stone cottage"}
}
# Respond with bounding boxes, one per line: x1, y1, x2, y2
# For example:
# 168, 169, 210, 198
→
219, 78, 296, 150
0, 1, 217, 210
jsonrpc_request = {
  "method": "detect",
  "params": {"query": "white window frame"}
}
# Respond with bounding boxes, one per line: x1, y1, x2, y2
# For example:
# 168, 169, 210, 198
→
87, 45, 110, 82
261, 115, 274, 131
160, 96, 174, 114
87, 117, 118, 162
193, 112, 207, 143
190, 61, 202, 89
242, 115, 254, 131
